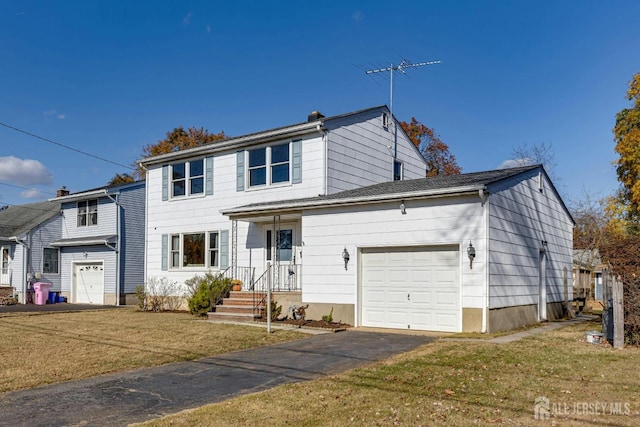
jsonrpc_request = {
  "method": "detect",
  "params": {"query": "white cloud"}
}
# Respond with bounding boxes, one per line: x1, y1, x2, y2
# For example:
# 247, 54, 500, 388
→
44, 110, 66, 121
182, 11, 192, 25
0, 156, 53, 185
497, 159, 530, 169
20, 188, 44, 199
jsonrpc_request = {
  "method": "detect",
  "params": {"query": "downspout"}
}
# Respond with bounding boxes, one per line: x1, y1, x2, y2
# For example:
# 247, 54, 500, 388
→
12, 236, 29, 304
106, 193, 121, 305
317, 124, 328, 196
480, 188, 489, 333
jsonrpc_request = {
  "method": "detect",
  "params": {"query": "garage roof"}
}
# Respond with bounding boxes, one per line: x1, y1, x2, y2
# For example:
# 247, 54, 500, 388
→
222, 165, 542, 217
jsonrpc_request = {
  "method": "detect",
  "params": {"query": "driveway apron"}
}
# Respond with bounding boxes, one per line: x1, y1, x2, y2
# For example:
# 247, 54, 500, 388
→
0, 331, 434, 426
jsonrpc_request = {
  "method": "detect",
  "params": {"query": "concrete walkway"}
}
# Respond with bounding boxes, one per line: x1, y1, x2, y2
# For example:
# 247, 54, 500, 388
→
0, 330, 435, 427
443, 315, 597, 344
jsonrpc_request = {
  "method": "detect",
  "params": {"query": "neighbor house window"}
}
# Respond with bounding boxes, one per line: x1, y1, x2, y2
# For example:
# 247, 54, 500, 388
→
43, 248, 59, 274
171, 159, 204, 197
247, 143, 290, 187
393, 160, 403, 181
382, 112, 389, 129
77, 200, 98, 227
2, 248, 9, 274
169, 232, 219, 269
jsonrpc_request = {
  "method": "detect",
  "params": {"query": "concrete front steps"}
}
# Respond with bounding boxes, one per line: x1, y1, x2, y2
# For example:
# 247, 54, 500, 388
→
207, 291, 266, 322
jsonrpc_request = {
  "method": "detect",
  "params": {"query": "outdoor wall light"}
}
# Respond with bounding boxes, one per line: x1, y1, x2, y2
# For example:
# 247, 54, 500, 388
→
467, 242, 476, 269
400, 200, 406, 215
342, 247, 350, 270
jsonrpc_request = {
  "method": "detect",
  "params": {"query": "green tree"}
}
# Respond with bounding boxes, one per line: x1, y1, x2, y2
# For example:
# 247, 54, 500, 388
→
614, 71, 640, 223
399, 117, 461, 177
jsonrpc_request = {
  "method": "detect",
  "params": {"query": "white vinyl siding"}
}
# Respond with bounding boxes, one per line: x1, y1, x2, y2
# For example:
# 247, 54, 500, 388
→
325, 109, 426, 194
487, 171, 574, 309
301, 197, 484, 312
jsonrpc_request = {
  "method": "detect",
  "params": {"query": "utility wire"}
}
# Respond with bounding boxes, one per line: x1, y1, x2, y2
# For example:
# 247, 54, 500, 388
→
0, 121, 135, 170
0, 182, 56, 196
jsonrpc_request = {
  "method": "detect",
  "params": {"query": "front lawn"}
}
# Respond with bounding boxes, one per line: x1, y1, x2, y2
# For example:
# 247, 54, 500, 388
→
139, 321, 640, 426
0, 308, 303, 392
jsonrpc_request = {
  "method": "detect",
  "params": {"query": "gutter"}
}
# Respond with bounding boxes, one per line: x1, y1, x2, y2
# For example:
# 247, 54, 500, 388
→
140, 121, 321, 167
223, 185, 484, 217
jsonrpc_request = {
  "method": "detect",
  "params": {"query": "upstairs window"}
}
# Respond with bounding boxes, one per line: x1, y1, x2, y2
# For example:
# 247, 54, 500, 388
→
171, 159, 204, 197
77, 200, 98, 227
248, 148, 267, 186
393, 160, 403, 181
247, 143, 290, 188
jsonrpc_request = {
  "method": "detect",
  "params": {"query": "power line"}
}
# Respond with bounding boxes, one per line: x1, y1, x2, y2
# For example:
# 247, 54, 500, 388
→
0, 182, 56, 196
0, 121, 135, 170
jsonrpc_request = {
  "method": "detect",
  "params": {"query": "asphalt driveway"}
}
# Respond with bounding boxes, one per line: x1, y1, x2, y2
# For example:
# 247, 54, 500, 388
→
0, 330, 435, 426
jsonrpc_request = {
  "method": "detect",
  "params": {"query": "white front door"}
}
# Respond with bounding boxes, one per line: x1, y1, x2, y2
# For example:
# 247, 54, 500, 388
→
264, 223, 301, 290
1, 247, 10, 285
74, 262, 104, 304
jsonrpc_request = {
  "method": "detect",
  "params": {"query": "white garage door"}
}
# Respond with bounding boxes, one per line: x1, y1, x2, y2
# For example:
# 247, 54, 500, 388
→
74, 262, 104, 304
361, 246, 460, 332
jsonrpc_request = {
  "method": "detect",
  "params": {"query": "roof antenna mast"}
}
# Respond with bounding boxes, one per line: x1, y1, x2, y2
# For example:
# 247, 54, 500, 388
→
365, 59, 441, 160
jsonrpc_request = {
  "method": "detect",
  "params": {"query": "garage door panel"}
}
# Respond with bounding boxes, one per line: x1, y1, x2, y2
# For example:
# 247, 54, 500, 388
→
361, 246, 460, 332
75, 263, 104, 305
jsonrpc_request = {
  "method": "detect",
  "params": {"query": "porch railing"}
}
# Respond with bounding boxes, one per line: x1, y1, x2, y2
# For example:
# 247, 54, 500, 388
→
0, 268, 11, 286
220, 266, 256, 290
248, 263, 302, 317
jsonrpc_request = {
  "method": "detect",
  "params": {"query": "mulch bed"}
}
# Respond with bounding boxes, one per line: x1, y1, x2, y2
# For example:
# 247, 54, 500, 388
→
258, 318, 352, 332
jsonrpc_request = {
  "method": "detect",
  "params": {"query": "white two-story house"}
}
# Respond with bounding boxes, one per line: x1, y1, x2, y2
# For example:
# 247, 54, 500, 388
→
141, 106, 574, 333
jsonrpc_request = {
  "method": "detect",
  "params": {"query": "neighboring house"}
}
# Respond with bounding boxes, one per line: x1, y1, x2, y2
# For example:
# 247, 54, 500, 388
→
0, 201, 62, 301
140, 105, 574, 333
573, 248, 605, 301
49, 181, 145, 305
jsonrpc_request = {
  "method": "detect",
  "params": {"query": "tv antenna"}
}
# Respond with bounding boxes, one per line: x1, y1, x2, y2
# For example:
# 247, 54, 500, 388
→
365, 59, 441, 159
365, 59, 441, 119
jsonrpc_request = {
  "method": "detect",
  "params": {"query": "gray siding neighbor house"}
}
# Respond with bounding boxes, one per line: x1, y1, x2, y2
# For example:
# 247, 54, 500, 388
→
50, 181, 145, 305
0, 201, 62, 301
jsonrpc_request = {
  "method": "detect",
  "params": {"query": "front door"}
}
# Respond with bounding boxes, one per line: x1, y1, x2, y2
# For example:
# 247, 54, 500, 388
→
1, 247, 10, 285
264, 223, 301, 290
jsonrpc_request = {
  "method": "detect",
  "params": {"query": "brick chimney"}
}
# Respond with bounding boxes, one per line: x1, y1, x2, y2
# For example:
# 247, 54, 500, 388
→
56, 186, 70, 197
307, 110, 325, 122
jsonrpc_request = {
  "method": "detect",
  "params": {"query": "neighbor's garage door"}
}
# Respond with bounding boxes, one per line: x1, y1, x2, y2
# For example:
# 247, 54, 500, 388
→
361, 246, 460, 332
74, 262, 104, 304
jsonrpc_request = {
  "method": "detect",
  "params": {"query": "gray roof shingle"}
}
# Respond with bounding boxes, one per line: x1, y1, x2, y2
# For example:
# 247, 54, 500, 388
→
0, 201, 61, 239
223, 165, 541, 214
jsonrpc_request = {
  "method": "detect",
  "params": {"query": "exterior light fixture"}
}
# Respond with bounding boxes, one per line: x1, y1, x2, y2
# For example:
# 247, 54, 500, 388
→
342, 247, 350, 270
400, 201, 406, 214
467, 242, 476, 269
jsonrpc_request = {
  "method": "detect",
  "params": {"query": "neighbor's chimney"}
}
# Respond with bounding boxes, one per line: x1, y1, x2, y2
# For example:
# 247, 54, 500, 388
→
307, 110, 325, 122
57, 186, 70, 197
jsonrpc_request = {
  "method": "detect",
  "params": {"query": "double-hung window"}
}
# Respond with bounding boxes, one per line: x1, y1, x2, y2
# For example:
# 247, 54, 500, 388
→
43, 248, 59, 274
247, 143, 290, 188
393, 160, 403, 181
171, 159, 204, 197
169, 232, 219, 269
77, 200, 98, 227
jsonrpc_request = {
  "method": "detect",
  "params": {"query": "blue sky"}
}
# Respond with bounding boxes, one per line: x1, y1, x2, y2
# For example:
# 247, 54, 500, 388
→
1, 1, 638, 207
